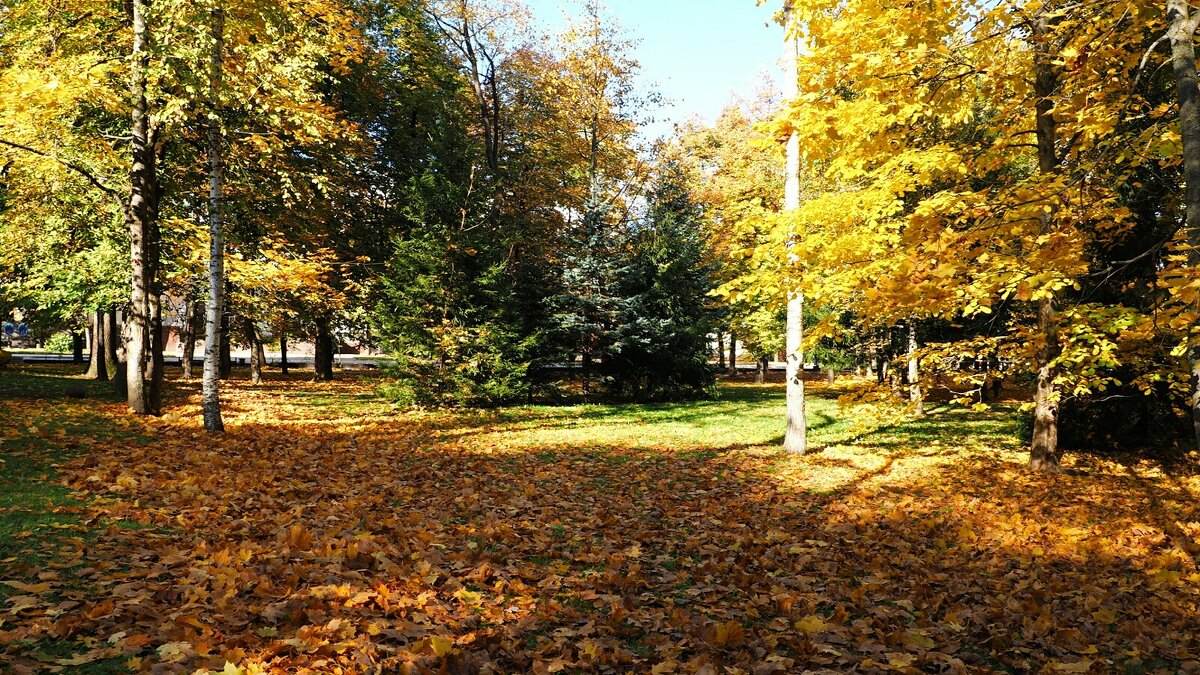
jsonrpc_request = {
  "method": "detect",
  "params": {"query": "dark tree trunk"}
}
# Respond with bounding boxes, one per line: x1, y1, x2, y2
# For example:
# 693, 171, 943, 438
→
756, 357, 768, 384
71, 331, 84, 364
245, 317, 263, 386
124, 0, 161, 416
1029, 11, 1063, 472
279, 330, 289, 374
219, 311, 232, 379
255, 335, 266, 375
110, 313, 128, 399
105, 310, 121, 378
581, 351, 592, 402
180, 298, 197, 380
86, 311, 103, 379
148, 293, 163, 412
314, 318, 334, 381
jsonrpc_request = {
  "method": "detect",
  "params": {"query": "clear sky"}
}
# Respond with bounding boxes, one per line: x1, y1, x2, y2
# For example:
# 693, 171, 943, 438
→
523, 0, 785, 140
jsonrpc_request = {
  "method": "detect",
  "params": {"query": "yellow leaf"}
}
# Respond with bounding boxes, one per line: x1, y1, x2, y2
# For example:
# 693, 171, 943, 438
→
903, 631, 935, 649
1053, 659, 1094, 672
454, 588, 483, 607
794, 615, 826, 633
429, 635, 455, 657
1149, 569, 1180, 585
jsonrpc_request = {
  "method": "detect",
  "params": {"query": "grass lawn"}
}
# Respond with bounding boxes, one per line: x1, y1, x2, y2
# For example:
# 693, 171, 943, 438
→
1, 364, 1198, 673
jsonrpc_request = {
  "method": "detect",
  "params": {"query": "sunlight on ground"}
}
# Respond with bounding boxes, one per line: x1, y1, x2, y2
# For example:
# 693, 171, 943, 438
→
2, 367, 1198, 673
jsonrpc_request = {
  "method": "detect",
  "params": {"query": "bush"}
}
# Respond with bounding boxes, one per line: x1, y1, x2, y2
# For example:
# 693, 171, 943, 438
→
0, 349, 11, 369
44, 332, 74, 354
379, 324, 536, 408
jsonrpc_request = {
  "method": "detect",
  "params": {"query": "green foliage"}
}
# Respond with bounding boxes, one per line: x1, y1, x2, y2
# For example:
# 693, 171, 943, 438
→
374, 232, 539, 407
380, 324, 536, 407
609, 161, 717, 400
549, 181, 628, 381
43, 332, 74, 354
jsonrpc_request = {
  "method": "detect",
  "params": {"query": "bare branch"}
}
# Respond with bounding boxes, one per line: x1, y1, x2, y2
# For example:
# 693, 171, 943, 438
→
0, 137, 120, 199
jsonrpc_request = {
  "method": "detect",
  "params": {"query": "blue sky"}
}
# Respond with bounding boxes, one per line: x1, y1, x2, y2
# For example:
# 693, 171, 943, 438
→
523, 0, 785, 139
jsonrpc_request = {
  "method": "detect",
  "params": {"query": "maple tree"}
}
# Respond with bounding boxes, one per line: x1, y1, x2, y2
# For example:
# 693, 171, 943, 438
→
729, 0, 1200, 467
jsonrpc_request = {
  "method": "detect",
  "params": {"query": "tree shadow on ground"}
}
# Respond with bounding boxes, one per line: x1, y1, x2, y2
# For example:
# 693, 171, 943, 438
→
1, 368, 1197, 673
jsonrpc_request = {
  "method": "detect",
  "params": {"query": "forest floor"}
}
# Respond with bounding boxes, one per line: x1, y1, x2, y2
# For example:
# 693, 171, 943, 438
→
1, 366, 1199, 674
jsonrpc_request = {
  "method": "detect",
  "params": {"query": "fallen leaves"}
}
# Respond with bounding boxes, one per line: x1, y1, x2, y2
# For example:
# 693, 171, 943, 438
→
0, 373, 1198, 673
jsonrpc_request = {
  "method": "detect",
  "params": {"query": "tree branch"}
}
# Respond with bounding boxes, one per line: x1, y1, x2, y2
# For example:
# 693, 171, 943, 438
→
0, 138, 120, 199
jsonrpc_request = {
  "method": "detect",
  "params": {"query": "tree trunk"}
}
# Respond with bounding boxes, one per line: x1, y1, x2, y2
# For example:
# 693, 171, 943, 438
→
111, 314, 128, 399
756, 356, 768, 384
907, 322, 924, 415
84, 326, 94, 372
86, 311, 103, 379
105, 310, 120, 375
581, 351, 592, 402
245, 317, 263, 386
1168, 0, 1200, 449
71, 331, 84, 364
1029, 12, 1063, 472
255, 333, 266, 375
782, 21, 807, 455
124, 0, 159, 416
728, 332, 737, 376
219, 310, 232, 379
148, 292, 163, 411
279, 330, 289, 375
180, 297, 197, 380
202, 6, 226, 433
314, 318, 334, 381
717, 332, 725, 370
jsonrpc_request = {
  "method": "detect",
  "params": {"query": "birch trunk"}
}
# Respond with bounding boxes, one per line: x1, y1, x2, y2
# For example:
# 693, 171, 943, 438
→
728, 332, 737, 376
907, 322, 923, 416
202, 7, 226, 433
1167, 0, 1200, 448
782, 20, 807, 454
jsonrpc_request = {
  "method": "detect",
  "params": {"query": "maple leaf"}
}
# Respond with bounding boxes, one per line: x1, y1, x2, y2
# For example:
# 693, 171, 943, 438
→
428, 635, 456, 657
453, 587, 483, 608
1052, 659, 1095, 672
794, 615, 827, 633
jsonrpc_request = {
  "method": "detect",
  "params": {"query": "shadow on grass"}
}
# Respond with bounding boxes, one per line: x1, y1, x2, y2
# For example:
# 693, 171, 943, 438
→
1, 367, 1197, 673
